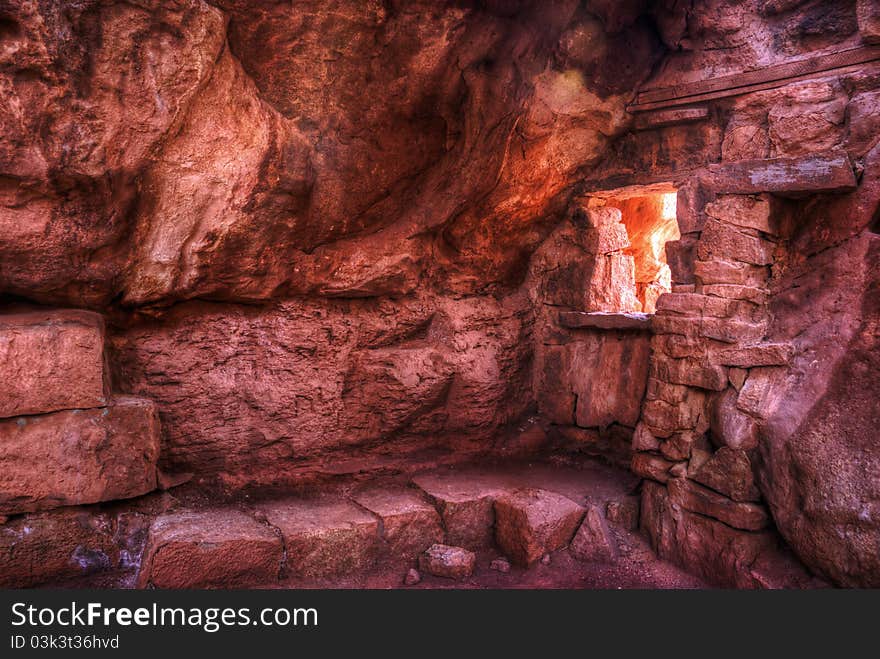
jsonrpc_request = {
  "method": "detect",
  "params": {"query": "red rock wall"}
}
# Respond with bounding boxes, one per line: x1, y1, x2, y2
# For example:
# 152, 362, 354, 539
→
616, 0, 880, 588
2, 0, 880, 588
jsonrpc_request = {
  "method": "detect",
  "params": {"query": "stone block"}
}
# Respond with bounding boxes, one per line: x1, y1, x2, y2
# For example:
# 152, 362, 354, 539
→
260, 497, 380, 578
137, 510, 282, 589
494, 488, 584, 566
0, 310, 108, 418
0, 397, 160, 515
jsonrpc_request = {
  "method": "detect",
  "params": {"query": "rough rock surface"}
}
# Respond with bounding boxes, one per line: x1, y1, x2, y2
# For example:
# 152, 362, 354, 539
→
419, 544, 476, 580
351, 488, 444, 562
1, 0, 880, 590
0, 397, 160, 515
411, 473, 501, 549
0, 310, 107, 418
259, 498, 380, 579
0, 508, 149, 588
570, 505, 618, 563
137, 510, 282, 589
494, 488, 585, 566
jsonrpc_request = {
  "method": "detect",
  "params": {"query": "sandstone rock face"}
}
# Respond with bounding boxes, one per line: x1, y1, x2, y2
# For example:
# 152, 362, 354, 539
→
0, 397, 160, 515
111, 295, 532, 489
2, 0, 880, 590
138, 510, 282, 589
0, 310, 107, 418
756, 225, 880, 586
0, 0, 655, 307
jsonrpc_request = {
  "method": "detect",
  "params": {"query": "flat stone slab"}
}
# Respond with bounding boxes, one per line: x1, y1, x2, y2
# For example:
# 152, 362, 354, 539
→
419, 544, 476, 579
0, 310, 108, 418
137, 509, 283, 589
352, 487, 444, 562
0, 396, 160, 515
559, 311, 652, 331
259, 497, 380, 578
494, 488, 585, 566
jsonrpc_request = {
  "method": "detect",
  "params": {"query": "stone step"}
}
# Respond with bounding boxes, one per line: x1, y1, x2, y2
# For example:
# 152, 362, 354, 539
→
134, 461, 642, 588
0, 396, 161, 515
137, 509, 283, 589
0, 310, 108, 418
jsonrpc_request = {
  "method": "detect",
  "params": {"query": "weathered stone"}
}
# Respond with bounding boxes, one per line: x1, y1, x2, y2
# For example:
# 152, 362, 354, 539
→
570, 505, 618, 563
640, 481, 811, 588
631, 452, 677, 483
494, 488, 584, 566
0, 397, 160, 515
605, 496, 640, 530
259, 498, 380, 578
704, 194, 776, 235
642, 390, 709, 437
137, 510, 282, 589
583, 206, 623, 228
667, 478, 769, 531
728, 367, 749, 391
651, 357, 728, 391
404, 568, 421, 585
571, 332, 651, 428
585, 223, 630, 254
697, 220, 776, 266
655, 292, 752, 319
419, 544, 476, 579
558, 311, 651, 331
694, 260, 769, 287
660, 431, 704, 461
713, 343, 794, 367
736, 367, 787, 418
665, 234, 699, 284
651, 314, 767, 343
675, 179, 713, 234
489, 557, 511, 573
707, 152, 857, 194
702, 284, 769, 305
632, 422, 660, 451
352, 488, 444, 562
846, 89, 880, 156
0, 310, 108, 418
711, 388, 760, 450
857, 0, 880, 43
411, 473, 501, 549
586, 252, 643, 312
0, 509, 141, 588
693, 447, 761, 502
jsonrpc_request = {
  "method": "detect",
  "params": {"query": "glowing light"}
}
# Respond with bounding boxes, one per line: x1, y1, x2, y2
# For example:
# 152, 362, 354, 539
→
661, 192, 677, 222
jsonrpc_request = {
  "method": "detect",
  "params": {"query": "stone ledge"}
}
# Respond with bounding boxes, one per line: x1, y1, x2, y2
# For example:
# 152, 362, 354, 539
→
559, 311, 652, 331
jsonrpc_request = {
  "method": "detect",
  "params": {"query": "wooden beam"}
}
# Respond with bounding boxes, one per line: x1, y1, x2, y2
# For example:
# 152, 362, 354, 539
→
628, 46, 880, 112
633, 106, 709, 130
706, 151, 857, 195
